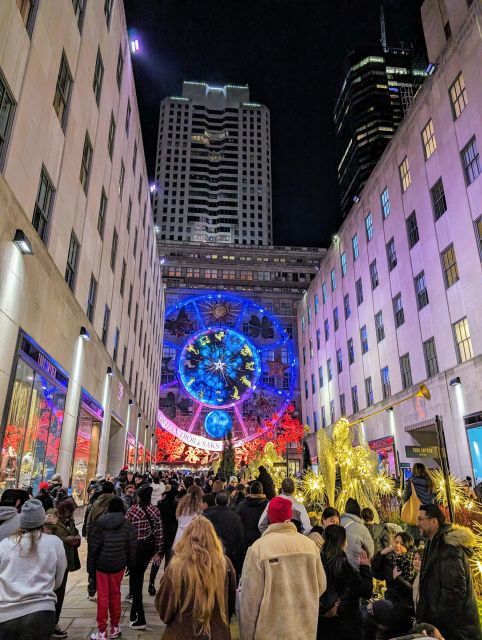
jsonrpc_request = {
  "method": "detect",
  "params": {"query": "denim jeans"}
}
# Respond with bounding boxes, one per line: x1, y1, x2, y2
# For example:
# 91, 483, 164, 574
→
0, 610, 56, 640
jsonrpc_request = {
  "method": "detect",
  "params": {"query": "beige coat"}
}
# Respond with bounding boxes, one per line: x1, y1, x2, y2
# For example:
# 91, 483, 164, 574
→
238, 522, 326, 640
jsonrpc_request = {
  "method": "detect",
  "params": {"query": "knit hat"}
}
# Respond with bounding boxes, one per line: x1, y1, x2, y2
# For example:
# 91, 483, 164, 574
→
267, 496, 293, 524
20, 499, 46, 529
51, 474, 62, 482
229, 475, 238, 484
344, 497, 361, 518
39, 481, 50, 490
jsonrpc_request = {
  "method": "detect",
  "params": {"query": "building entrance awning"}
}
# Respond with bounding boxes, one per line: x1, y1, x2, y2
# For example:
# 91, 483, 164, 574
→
404, 417, 436, 433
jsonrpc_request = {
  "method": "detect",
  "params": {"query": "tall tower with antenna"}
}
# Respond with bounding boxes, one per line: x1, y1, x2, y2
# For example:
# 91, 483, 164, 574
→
380, 4, 388, 52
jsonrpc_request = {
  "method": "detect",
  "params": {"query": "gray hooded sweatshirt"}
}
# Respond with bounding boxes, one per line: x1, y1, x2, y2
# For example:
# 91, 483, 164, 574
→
0, 506, 21, 542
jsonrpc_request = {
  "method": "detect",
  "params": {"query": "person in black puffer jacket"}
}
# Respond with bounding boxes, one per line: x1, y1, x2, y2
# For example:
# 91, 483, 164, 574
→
87, 497, 136, 640
236, 481, 268, 548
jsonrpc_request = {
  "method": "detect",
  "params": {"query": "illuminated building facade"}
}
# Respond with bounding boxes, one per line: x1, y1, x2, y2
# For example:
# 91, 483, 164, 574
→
299, 0, 482, 480
335, 47, 426, 218
152, 81, 272, 245
0, 0, 163, 498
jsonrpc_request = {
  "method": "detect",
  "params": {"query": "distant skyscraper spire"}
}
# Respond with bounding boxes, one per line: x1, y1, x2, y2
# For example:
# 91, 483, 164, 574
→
380, 4, 388, 52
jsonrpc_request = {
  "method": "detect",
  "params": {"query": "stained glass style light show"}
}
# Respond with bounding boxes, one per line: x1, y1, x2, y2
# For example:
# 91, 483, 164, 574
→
158, 293, 297, 451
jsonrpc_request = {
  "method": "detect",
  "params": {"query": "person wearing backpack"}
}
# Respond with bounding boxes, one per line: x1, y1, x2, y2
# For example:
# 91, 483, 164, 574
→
126, 485, 163, 630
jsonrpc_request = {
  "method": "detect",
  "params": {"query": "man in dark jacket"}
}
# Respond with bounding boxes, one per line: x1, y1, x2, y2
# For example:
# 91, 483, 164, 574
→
85, 481, 115, 600
256, 465, 276, 500
204, 490, 246, 577
35, 481, 54, 512
88, 497, 136, 640
417, 503, 480, 640
236, 481, 268, 548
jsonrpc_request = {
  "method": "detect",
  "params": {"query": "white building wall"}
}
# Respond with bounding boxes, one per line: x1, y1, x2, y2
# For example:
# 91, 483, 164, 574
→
298, 0, 482, 479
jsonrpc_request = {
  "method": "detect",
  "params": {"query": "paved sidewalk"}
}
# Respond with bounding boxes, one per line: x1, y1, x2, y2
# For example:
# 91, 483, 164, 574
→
60, 515, 240, 639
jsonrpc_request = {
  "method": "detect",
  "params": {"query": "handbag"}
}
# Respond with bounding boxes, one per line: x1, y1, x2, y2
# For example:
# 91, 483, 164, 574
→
400, 482, 421, 525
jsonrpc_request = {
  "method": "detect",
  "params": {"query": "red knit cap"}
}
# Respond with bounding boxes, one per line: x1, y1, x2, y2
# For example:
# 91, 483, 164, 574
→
267, 496, 292, 524
39, 481, 49, 490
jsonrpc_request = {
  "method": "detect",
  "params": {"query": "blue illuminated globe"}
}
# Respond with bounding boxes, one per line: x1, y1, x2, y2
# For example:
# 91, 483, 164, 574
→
179, 327, 261, 408
204, 410, 233, 439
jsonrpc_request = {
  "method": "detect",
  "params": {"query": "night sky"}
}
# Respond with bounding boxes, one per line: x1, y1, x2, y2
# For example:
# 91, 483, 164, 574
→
124, 0, 426, 248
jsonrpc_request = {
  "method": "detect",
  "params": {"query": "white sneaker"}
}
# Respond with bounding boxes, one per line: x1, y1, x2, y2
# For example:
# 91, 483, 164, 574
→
86, 594, 97, 602
129, 619, 146, 630
110, 626, 121, 639
90, 632, 107, 640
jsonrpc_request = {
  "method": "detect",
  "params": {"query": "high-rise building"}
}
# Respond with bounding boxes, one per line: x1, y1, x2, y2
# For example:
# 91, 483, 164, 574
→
334, 46, 426, 217
299, 0, 482, 479
152, 81, 272, 245
0, 0, 163, 498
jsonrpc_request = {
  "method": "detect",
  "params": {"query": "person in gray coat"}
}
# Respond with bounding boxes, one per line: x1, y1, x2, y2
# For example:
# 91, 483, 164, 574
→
0, 490, 29, 542
340, 498, 374, 569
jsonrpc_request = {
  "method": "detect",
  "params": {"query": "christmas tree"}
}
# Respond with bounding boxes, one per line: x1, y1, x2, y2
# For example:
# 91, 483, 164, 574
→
218, 430, 235, 481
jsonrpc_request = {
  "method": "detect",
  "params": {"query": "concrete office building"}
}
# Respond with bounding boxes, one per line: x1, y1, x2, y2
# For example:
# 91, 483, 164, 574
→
0, 0, 163, 501
299, 0, 482, 480
152, 81, 272, 245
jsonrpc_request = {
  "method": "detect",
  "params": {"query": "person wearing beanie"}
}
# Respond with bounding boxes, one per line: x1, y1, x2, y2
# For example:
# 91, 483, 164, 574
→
35, 481, 54, 512
340, 498, 374, 570
258, 476, 312, 535
126, 484, 163, 629
239, 495, 326, 640
0, 499, 67, 639
85, 481, 116, 600
0, 491, 22, 542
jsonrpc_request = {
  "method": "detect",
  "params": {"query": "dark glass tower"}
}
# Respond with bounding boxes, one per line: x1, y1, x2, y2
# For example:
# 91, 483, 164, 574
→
334, 46, 426, 217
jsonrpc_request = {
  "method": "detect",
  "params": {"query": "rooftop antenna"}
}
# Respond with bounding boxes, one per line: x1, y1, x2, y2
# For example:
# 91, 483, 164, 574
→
380, 4, 388, 52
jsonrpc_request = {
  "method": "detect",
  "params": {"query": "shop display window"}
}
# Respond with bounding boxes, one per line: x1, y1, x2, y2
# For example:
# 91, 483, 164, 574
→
71, 403, 101, 504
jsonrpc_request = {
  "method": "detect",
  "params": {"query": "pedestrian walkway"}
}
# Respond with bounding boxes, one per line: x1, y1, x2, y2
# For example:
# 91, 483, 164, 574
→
60, 514, 240, 639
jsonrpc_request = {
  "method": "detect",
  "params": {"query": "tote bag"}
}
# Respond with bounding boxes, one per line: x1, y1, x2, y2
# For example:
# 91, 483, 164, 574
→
400, 481, 422, 525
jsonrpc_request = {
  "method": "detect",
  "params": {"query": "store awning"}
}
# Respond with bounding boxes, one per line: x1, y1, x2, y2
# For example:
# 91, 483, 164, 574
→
404, 418, 436, 433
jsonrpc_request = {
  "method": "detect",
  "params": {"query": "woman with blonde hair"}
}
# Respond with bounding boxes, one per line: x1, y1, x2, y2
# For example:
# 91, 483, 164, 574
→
173, 484, 203, 545
156, 516, 236, 639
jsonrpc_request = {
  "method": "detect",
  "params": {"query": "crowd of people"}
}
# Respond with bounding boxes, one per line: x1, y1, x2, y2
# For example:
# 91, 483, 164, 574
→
0, 461, 480, 640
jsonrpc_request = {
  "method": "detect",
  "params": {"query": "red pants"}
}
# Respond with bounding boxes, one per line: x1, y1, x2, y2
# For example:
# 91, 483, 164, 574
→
96, 569, 124, 633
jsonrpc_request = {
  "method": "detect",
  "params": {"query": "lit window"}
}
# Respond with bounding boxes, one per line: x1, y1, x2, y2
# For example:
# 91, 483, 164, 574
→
352, 233, 359, 260
415, 271, 429, 310
453, 317, 473, 363
399, 157, 411, 192
400, 354, 412, 390
431, 178, 447, 220
449, 72, 468, 119
441, 244, 459, 288
53, 52, 73, 132
314, 294, 319, 314
406, 211, 419, 248
380, 187, 390, 218
422, 120, 437, 159
365, 212, 374, 240
381, 366, 391, 399
461, 137, 481, 185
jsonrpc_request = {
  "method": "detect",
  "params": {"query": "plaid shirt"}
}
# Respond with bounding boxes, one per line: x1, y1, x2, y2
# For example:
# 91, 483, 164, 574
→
126, 504, 163, 554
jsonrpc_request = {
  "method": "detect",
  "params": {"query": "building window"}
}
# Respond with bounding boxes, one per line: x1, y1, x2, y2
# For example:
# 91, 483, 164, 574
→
72, 0, 86, 30
365, 377, 374, 407
316, 329, 321, 351
324, 319, 330, 341
116, 45, 124, 89
330, 400, 335, 425
304, 380, 308, 400
415, 271, 429, 310
344, 293, 351, 319
347, 338, 354, 365
369, 259, 379, 290
102, 305, 110, 345
422, 119, 437, 159
309, 338, 314, 359
393, 293, 404, 328
375, 311, 385, 342
53, 52, 73, 132
333, 307, 339, 331
108, 112, 116, 158
133, 141, 138, 174
86, 274, 97, 322
336, 348, 343, 373
449, 72, 468, 119
113, 327, 120, 362
351, 386, 359, 414
318, 365, 323, 388
356, 278, 363, 305
453, 317, 473, 363
110, 228, 118, 270
16, 0, 38, 36
313, 412, 318, 432
327, 359, 332, 381
120, 259, 126, 296
301, 315, 305, 334
461, 137, 481, 185
380, 187, 390, 218
441, 244, 459, 288
352, 233, 359, 260
122, 346, 127, 376
400, 353, 412, 390
321, 282, 327, 303
314, 294, 319, 314
32, 167, 55, 244
340, 393, 346, 417
104, 0, 114, 27
430, 177, 447, 221
64, 231, 80, 291
386, 237, 397, 270
475, 216, 482, 259
125, 100, 131, 135
97, 188, 107, 238
119, 160, 125, 198
92, 49, 104, 106
360, 325, 368, 354
307, 305, 312, 325
399, 157, 411, 192
0, 72, 16, 169
381, 366, 391, 399
321, 406, 326, 428
330, 268, 336, 291
80, 133, 93, 194
423, 337, 439, 377
341, 252, 347, 276
311, 374, 316, 394
127, 284, 133, 317
406, 211, 419, 248
365, 211, 374, 240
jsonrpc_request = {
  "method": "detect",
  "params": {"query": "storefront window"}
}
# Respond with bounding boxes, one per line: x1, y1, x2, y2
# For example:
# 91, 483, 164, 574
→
71, 397, 102, 504
467, 426, 482, 483
125, 433, 136, 468
368, 436, 396, 476
137, 443, 145, 469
